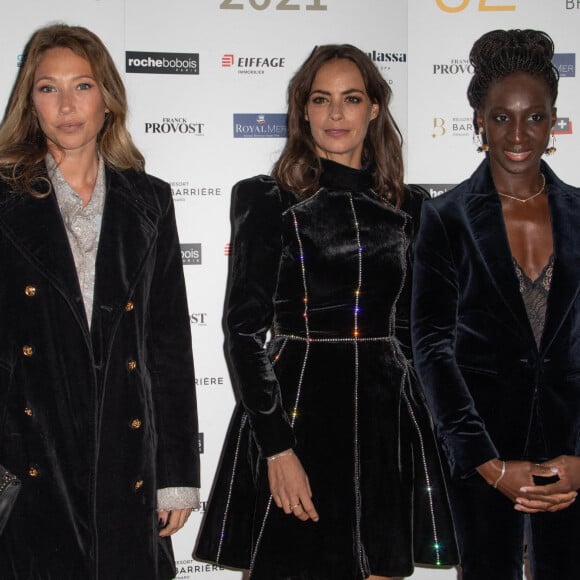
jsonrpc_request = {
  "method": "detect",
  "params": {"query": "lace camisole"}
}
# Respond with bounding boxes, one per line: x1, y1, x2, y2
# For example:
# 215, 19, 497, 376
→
513, 255, 554, 348
513, 255, 554, 461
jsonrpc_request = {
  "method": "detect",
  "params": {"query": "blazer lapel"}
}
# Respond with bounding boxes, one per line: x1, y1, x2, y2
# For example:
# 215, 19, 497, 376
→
463, 165, 535, 345
540, 180, 580, 354
90, 169, 158, 355
0, 189, 89, 331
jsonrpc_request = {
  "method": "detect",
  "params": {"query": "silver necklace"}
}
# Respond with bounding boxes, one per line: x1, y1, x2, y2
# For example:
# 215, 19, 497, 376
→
496, 173, 546, 203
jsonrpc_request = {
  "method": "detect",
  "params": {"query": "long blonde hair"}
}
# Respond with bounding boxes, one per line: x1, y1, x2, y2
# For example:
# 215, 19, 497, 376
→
0, 23, 144, 196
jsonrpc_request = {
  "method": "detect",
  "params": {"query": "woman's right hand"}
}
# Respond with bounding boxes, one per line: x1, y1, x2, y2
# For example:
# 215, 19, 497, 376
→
267, 450, 319, 522
477, 459, 577, 512
516, 456, 579, 513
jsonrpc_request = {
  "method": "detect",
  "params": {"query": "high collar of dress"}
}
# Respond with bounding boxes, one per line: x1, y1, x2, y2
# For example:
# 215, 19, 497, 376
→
318, 157, 374, 191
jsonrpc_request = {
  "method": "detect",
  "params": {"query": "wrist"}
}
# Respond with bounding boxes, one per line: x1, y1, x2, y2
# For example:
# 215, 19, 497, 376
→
476, 458, 504, 486
267, 449, 294, 463
492, 460, 506, 488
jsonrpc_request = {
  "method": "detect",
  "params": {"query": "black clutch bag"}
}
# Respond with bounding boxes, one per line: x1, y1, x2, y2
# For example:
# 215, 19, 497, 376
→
0, 464, 21, 534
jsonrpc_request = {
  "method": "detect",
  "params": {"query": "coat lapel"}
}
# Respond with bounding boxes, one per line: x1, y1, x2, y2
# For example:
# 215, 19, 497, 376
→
90, 169, 158, 355
0, 187, 89, 331
0, 168, 160, 365
463, 160, 580, 355
540, 174, 580, 354
463, 162, 535, 345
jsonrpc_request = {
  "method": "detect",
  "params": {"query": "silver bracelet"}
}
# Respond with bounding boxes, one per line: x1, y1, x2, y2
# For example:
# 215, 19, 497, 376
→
267, 449, 294, 462
493, 460, 506, 488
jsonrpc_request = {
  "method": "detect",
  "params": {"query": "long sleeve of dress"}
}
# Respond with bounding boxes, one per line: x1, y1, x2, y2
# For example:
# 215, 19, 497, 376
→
411, 200, 498, 478
395, 184, 430, 360
225, 176, 296, 458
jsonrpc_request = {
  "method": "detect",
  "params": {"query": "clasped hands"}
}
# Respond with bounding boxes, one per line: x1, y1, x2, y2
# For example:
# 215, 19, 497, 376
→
267, 449, 320, 522
477, 455, 580, 513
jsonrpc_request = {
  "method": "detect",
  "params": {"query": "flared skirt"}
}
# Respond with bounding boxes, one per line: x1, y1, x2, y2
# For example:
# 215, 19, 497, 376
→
195, 338, 457, 579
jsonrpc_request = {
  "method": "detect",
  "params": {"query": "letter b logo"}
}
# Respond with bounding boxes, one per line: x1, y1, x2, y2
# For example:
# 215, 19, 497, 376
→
432, 118, 446, 138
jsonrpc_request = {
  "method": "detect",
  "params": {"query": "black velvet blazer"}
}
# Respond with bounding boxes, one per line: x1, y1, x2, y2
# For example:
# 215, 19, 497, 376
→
0, 167, 199, 579
412, 159, 580, 479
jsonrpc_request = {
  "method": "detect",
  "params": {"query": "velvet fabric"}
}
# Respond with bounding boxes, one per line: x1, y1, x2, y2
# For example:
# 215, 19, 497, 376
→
411, 158, 580, 578
195, 159, 458, 579
0, 168, 200, 579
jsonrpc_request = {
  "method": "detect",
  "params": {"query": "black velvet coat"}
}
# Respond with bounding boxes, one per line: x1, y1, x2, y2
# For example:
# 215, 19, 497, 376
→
412, 159, 580, 478
195, 160, 457, 579
0, 168, 200, 579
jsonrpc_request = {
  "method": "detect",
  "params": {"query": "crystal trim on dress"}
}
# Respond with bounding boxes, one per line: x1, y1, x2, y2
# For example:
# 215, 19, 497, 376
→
219, 191, 445, 576
215, 413, 248, 563
348, 193, 370, 578
248, 207, 312, 578
402, 388, 442, 566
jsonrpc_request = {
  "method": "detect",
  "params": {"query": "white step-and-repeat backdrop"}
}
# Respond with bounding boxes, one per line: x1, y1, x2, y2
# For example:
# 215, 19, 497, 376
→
2, 2, 579, 578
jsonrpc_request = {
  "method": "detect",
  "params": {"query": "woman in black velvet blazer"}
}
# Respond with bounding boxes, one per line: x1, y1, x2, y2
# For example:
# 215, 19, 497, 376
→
196, 44, 457, 579
412, 29, 580, 580
0, 24, 199, 579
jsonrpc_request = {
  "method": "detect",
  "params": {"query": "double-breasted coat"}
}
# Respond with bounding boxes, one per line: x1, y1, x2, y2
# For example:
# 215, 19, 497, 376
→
0, 167, 200, 579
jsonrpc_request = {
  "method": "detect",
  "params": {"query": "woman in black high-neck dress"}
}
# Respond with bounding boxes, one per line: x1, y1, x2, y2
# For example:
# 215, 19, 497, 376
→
195, 44, 457, 580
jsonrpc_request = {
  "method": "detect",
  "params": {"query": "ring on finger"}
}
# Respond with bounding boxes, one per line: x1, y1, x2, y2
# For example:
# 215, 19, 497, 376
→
289, 503, 300, 510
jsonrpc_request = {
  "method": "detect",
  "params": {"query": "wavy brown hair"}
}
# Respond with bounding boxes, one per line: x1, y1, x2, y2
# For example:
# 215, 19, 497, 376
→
0, 23, 144, 196
272, 44, 404, 206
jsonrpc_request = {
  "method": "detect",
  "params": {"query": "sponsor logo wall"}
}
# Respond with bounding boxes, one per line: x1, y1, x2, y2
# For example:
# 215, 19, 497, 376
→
233, 113, 288, 138
126, 51, 200, 75
2, 1, 580, 578
181, 244, 203, 266
407, 0, 580, 187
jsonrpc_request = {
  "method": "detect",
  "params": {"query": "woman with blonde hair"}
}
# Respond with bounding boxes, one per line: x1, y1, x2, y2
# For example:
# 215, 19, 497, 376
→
0, 23, 200, 579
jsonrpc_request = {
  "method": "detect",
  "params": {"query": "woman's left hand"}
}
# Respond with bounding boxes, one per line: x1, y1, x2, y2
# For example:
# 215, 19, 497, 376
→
515, 455, 580, 513
158, 508, 192, 537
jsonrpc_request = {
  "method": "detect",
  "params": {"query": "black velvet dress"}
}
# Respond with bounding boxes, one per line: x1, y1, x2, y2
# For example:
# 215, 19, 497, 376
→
195, 159, 457, 579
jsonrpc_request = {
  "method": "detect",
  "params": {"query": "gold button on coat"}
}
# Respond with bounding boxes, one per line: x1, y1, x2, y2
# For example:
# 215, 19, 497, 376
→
22, 345, 34, 357
130, 418, 142, 430
24, 285, 37, 297
28, 466, 39, 477
127, 360, 137, 371
125, 301, 135, 312
134, 479, 144, 491
24, 408, 33, 417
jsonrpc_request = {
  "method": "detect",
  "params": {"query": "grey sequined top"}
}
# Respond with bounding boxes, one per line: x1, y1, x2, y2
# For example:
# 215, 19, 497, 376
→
47, 154, 104, 326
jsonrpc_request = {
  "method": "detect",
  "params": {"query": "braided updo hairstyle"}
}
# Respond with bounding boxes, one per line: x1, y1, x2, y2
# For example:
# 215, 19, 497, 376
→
467, 29, 559, 131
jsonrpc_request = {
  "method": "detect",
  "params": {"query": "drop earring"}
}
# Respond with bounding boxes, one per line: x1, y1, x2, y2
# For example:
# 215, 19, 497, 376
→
475, 127, 489, 153
545, 134, 557, 155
